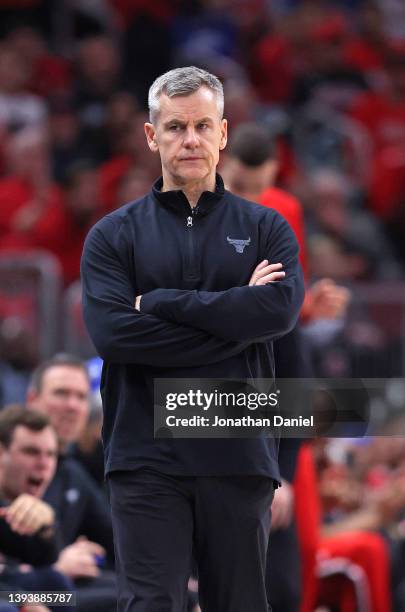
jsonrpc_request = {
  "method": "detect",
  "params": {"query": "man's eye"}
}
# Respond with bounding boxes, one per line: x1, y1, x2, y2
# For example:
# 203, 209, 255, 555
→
198, 123, 209, 130
169, 125, 181, 131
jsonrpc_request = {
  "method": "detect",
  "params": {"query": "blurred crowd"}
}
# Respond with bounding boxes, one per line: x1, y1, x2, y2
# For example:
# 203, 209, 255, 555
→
0, 0, 404, 610
0, 0, 403, 386
0, 0, 404, 285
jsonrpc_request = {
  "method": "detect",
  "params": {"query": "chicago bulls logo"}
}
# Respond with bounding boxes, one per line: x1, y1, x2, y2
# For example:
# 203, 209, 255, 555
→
227, 236, 251, 253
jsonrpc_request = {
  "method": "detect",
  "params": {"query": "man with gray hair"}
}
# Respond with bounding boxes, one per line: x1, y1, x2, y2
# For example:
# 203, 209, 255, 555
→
81, 66, 304, 611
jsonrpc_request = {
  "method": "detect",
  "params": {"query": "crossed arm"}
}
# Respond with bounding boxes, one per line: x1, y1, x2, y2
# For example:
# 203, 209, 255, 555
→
136, 260, 294, 342
81, 216, 304, 367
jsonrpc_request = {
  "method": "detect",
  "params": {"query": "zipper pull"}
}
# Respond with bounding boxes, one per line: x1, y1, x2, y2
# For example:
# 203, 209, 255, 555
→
187, 216, 193, 227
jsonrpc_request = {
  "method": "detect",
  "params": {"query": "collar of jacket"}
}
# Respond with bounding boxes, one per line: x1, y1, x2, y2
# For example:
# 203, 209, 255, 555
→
151, 173, 225, 217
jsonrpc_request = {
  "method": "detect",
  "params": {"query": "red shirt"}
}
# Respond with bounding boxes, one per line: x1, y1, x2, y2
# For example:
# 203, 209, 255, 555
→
250, 35, 294, 105
259, 186, 308, 279
344, 38, 385, 73
99, 154, 132, 213
0, 180, 92, 285
0, 178, 62, 238
349, 91, 405, 151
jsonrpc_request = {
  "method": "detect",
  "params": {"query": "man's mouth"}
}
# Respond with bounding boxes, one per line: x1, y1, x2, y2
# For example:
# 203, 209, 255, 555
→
26, 476, 45, 492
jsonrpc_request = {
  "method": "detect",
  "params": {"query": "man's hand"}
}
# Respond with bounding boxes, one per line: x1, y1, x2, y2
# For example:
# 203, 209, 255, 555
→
135, 295, 142, 311
55, 536, 105, 579
249, 260, 285, 286
0, 494, 55, 536
305, 279, 350, 320
270, 480, 294, 531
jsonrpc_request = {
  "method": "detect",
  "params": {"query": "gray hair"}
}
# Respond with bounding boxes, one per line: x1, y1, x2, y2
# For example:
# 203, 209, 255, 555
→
148, 66, 224, 124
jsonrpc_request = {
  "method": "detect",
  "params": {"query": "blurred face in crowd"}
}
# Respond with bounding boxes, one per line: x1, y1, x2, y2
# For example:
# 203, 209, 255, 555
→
223, 82, 256, 127
50, 110, 79, 148
221, 156, 278, 202
27, 366, 90, 451
310, 172, 348, 236
78, 36, 120, 92
7, 130, 50, 184
0, 425, 58, 501
106, 92, 138, 137
66, 169, 100, 224
117, 169, 153, 207
0, 45, 30, 93
122, 114, 161, 175
144, 86, 227, 190
6, 26, 45, 62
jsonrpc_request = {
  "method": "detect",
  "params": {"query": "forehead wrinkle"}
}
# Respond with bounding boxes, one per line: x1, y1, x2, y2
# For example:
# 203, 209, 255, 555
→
164, 115, 215, 127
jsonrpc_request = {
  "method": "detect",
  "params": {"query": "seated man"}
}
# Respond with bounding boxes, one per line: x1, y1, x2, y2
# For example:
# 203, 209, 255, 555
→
26, 354, 116, 612
0, 405, 73, 612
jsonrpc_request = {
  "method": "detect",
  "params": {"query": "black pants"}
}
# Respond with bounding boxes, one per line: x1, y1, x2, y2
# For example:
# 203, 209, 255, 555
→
266, 520, 301, 612
107, 469, 275, 612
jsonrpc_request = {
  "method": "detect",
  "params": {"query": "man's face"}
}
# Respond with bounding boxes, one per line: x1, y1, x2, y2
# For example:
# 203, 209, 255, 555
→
144, 87, 227, 187
28, 366, 90, 448
221, 156, 277, 202
0, 425, 58, 500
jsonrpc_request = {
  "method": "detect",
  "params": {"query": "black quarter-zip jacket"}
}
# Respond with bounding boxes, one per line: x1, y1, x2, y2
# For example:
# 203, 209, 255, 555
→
81, 175, 305, 482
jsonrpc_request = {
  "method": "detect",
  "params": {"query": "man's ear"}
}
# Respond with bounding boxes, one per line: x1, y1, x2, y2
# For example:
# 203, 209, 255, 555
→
219, 118, 228, 151
144, 123, 159, 153
266, 159, 279, 185
26, 387, 38, 409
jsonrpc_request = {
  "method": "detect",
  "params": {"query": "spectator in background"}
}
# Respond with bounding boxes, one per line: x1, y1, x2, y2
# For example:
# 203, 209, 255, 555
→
99, 108, 160, 212
349, 44, 405, 259
67, 356, 105, 488
31, 161, 101, 285
0, 405, 74, 612
26, 353, 90, 454
294, 440, 393, 612
220, 123, 350, 321
115, 167, 156, 209
73, 35, 123, 162
120, 1, 173, 105
292, 12, 368, 112
26, 353, 116, 612
5, 25, 71, 99
48, 95, 94, 184
103, 91, 139, 158
343, 2, 388, 90
75, 90, 140, 174
248, 17, 295, 106
349, 43, 405, 165
304, 167, 402, 281
222, 79, 259, 127
0, 43, 47, 132
0, 127, 61, 241
0, 156, 102, 286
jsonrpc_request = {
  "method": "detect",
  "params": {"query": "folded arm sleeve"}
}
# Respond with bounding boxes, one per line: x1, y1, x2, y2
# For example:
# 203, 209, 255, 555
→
81, 217, 251, 367
140, 214, 305, 342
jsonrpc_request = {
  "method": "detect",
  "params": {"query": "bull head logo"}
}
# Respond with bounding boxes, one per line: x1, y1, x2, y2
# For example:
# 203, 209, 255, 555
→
227, 236, 251, 253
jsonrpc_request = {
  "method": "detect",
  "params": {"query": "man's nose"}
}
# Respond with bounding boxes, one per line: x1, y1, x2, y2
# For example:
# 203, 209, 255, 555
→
183, 126, 199, 148
36, 455, 52, 470
65, 395, 83, 411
